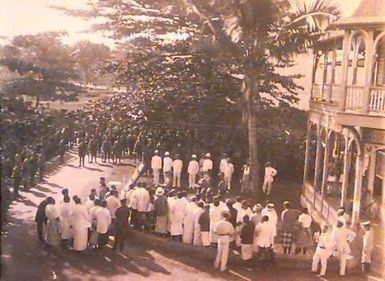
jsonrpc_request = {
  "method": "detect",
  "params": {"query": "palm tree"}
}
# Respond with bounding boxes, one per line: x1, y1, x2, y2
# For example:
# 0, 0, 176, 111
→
183, 0, 339, 192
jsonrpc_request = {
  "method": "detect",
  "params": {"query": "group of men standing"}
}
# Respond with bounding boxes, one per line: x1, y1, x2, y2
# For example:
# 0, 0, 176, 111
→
151, 150, 273, 193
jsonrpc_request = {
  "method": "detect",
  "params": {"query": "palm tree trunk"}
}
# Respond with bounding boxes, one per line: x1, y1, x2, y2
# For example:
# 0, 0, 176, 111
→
246, 73, 260, 192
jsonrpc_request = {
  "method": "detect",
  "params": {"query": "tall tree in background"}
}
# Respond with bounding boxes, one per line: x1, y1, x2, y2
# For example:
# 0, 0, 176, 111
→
182, 0, 339, 190
71, 41, 111, 85
0, 32, 82, 107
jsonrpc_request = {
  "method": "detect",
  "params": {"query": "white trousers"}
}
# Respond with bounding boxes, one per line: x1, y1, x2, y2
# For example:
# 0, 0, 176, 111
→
153, 169, 160, 184
224, 174, 232, 190
339, 253, 348, 276
312, 251, 329, 275
188, 173, 196, 188
214, 235, 230, 271
262, 180, 272, 194
173, 172, 181, 188
201, 231, 210, 247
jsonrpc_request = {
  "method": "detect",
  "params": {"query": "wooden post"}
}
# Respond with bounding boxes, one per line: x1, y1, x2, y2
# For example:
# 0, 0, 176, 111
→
362, 30, 375, 113
303, 122, 311, 186
320, 131, 331, 213
340, 137, 351, 208
366, 149, 377, 203
352, 153, 364, 225
313, 126, 323, 207
322, 49, 329, 101
329, 47, 337, 102
339, 31, 351, 110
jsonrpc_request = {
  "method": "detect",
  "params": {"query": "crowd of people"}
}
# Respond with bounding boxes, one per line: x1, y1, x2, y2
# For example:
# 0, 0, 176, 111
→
35, 172, 375, 277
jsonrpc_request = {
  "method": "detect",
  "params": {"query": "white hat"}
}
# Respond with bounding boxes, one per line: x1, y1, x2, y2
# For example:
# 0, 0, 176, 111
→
361, 221, 371, 226
154, 150, 159, 154
155, 187, 165, 196
165, 151, 170, 156
192, 154, 197, 158
205, 153, 211, 158
267, 203, 275, 208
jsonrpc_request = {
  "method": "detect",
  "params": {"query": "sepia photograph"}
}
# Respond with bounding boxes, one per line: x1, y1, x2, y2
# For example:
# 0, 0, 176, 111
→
0, 0, 384, 280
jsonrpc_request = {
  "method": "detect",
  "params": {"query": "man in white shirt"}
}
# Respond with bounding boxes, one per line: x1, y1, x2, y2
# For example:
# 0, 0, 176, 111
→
262, 162, 277, 195
170, 192, 188, 240
202, 153, 213, 175
214, 211, 235, 272
151, 150, 162, 184
361, 221, 374, 274
332, 221, 356, 276
136, 182, 151, 230
106, 190, 121, 222
298, 208, 312, 229
187, 154, 199, 189
261, 203, 278, 238
173, 154, 183, 188
219, 153, 228, 175
96, 201, 111, 248
224, 158, 234, 191
163, 151, 173, 185
311, 225, 335, 277
182, 197, 198, 244
210, 196, 226, 243
254, 215, 275, 264
241, 162, 251, 193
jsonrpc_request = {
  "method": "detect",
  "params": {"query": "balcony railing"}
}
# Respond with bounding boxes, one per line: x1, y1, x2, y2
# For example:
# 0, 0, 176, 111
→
312, 83, 332, 102
369, 87, 385, 114
311, 83, 385, 115
345, 85, 364, 111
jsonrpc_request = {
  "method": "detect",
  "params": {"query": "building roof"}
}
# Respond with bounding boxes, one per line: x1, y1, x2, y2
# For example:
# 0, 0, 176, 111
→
329, 0, 385, 29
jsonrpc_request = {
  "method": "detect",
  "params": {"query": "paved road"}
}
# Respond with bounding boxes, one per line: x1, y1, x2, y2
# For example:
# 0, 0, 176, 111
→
1, 152, 372, 281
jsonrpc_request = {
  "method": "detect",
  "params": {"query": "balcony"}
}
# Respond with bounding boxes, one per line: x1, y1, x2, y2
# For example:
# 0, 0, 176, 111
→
311, 83, 385, 116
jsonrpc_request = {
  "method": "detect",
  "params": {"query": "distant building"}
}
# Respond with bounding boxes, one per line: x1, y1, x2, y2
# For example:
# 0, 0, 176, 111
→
301, 0, 384, 275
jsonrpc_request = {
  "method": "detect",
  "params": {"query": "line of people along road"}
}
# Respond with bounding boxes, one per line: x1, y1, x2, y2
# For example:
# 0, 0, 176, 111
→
35, 172, 374, 277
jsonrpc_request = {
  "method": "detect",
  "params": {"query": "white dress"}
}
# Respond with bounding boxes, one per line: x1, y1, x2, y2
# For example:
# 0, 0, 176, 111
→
182, 202, 197, 244
59, 202, 72, 240
45, 204, 60, 246
71, 204, 91, 251
170, 198, 187, 236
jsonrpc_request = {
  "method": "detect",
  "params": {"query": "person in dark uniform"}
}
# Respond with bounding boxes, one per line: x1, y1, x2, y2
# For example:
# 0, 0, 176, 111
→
35, 197, 53, 242
78, 139, 87, 167
113, 198, 130, 252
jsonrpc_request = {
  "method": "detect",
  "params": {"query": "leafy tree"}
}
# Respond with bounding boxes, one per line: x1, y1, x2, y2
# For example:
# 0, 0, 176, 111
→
71, 41, 111, 85
182, 0, 339, 189
61, 0, 338, 187
0, 32, 82, 107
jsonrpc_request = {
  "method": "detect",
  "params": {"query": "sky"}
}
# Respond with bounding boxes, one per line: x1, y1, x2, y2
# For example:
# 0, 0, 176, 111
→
0, 0, 362, 46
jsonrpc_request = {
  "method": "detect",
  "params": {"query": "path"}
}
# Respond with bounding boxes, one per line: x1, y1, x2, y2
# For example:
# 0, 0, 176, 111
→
1, 151, 371, 281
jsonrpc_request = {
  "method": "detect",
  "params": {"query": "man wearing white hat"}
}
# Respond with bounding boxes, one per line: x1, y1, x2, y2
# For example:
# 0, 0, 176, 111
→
163, 151, 173, 185
173, 154, 183, 188
187, 154, 199, 189
332, 221, 356, 277
311, 225, 336, 277
261, 203, 278, 238
154, 187, 168, 236
361, 221, 374, 274
151, 150, 162, 184
202, 153, 213, 174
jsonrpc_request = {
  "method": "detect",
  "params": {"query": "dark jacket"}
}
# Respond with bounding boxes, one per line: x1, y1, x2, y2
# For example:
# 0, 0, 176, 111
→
35, 199, 48, 222
154, 196, 168, 217
240, 221, 255, 244
199, 211, 210, 232
116, 205, 130, 232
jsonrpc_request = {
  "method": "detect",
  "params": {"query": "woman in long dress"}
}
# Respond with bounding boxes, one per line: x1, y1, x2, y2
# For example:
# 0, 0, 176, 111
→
45, 197, 60, 247
71, 196, 91, 252
59, 196, 72, 247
